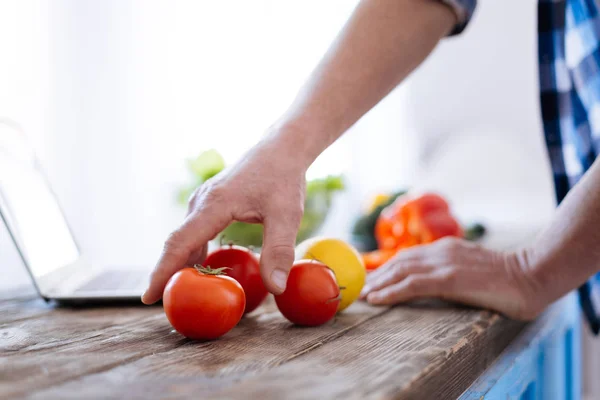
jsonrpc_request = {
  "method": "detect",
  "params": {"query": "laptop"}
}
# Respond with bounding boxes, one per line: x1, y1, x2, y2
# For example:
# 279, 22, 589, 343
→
0, 119, 150, 304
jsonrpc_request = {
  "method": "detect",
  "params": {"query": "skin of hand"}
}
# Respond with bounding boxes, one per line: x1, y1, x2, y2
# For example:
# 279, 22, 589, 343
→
362, 158, 600, 321
142, 135, 309, 303
360, 238, 541, 320
141, 0, 457, 304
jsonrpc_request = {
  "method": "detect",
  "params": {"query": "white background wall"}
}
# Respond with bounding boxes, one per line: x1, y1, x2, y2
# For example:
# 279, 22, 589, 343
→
404, 0, 556, 226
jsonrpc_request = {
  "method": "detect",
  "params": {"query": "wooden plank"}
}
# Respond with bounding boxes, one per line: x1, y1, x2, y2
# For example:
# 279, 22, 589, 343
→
0, 306, 174, 398
0, 231, 535, 399
0, 297, 55, 324
209, 302, 525, 400
2, 298, 387, 398
21, 300, 524, 400
0, 284, 54, 326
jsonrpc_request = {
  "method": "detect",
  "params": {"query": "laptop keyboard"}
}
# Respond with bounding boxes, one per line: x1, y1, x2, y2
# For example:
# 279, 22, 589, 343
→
74, 269, 147, 293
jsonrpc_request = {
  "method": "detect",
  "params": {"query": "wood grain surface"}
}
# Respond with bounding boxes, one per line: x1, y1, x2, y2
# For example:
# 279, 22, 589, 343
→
0, 283, 526, 400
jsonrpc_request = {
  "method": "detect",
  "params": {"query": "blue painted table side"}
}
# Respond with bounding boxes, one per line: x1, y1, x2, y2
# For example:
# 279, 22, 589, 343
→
460, 293, 582, 400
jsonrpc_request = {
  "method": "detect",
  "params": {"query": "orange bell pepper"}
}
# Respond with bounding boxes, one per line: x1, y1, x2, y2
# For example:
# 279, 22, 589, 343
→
364, 193, 462, 270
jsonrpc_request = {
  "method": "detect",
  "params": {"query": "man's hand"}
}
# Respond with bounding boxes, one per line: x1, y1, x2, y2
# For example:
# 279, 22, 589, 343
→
360, 238, 544, 320
141, 136, 307, 304
142, 0, 459, 305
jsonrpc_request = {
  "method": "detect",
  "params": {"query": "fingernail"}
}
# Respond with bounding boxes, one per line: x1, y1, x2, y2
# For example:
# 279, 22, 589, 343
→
367, 292, 381, 304
141, 290, 150, 305
271, 269, 288, 292
360, 286, 370, 298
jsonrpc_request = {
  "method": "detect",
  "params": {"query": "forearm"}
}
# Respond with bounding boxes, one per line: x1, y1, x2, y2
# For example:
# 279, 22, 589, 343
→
266, 0, 457, 168
525, 158, 600, 309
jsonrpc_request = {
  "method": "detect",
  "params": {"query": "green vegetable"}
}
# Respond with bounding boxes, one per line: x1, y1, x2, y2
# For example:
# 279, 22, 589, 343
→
351, 190, 406, 252
177, 149, 226, 205
221, 222, 264, 248
188, 149, 225, 182
177, 150, 344, 247
464, 222, 486, 241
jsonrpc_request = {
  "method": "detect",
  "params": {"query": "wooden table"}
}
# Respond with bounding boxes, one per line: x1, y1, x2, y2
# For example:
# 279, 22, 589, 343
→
0, 284, 528, 399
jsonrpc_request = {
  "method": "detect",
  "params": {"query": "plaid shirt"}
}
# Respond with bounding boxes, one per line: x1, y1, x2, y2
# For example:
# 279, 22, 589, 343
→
444, 0, 600, 334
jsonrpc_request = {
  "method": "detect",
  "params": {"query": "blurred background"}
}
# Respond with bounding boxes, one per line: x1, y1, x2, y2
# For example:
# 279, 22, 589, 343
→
0, 1, 597, 396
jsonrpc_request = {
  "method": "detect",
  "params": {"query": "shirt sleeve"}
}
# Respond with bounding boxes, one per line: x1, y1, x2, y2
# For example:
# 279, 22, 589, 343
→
439, 0, 477, 35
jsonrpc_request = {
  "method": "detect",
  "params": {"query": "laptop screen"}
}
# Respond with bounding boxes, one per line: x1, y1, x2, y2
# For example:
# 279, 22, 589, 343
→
0, 124, 79, 280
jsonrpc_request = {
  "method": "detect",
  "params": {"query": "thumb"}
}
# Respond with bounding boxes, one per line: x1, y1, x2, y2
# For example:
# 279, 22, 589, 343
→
260, 213, 301, 295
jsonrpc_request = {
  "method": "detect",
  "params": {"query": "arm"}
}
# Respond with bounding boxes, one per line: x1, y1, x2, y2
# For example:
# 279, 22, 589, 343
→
270, 0, 457, 166
526, 158, 600, 314
362, 158, 600, 321
142, 0, 458, 304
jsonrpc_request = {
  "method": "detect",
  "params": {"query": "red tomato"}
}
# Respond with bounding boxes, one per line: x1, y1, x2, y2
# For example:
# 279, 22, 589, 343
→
204, 245, 267, 314
275, 260, 340, 327
163, 266, 245, 340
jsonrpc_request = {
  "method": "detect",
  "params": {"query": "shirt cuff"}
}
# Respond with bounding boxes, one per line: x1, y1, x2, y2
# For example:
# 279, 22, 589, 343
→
439, 0, 477, 35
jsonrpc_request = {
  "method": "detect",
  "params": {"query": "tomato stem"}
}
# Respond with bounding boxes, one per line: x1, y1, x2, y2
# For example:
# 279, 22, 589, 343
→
193, 264, 230, 275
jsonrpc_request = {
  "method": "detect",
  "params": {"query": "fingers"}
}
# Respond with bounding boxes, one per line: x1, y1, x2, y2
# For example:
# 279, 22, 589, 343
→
361, 238, 519, 314
186, 245, 208, 266
360, 261, 432, 299
260, 212, 302, 295
365, 245, 426, 283
141, 208, 230, 304
366, 272, 448, 305
360, 241, 459, 305
360, 246, 429, 299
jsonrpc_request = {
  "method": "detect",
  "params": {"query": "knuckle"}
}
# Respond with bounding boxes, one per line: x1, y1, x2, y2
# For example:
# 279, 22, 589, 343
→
442, 268, 458, 283
439, 236, 461, 248
188, 186, 202, 205
438, 269, 457, 292
391, 264, 407, 279
405, 275, 440, 295
367, 266, 387, 283
267, 243, 295, 262
189, 181, 227, 209
188, 180, 212, 202
203, 184, 227, 205
437, 237, 462, 259
269, 189, 304, 212
404, 276, 422, 292
163, 230, 189, 255
373, 271, 391, 286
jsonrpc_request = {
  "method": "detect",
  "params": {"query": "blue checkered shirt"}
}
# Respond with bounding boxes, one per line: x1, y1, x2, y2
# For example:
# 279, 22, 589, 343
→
444, 0, 600, 334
